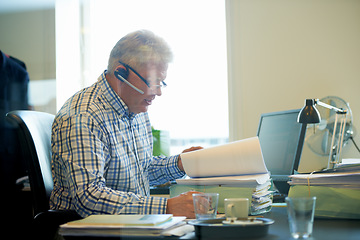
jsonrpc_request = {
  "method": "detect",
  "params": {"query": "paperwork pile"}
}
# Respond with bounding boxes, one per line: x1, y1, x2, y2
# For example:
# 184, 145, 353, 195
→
172, 137, 273, 215
288, 163, 360, 188
288, 164, 360, 219
289, 171, 360, 188
59, 214, 193, 237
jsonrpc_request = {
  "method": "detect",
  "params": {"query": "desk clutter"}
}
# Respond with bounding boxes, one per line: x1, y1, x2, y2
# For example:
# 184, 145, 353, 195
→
171, 180, 273, 215
288, 164, 360, 219
174, 137, 273, 215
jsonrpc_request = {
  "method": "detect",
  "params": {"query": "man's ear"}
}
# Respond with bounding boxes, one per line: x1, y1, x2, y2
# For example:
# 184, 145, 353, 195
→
114, 65, 129, 81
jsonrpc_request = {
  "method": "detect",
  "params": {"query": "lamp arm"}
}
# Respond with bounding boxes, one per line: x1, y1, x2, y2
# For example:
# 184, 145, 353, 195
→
315, 99, 347, 114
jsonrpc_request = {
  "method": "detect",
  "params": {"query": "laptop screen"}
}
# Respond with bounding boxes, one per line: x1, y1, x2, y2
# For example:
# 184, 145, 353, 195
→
257, 109, 302, 176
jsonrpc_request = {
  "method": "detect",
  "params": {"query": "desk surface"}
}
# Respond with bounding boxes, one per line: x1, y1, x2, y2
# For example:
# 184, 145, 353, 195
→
257, 205, 360, 240
63, 206, 360, 240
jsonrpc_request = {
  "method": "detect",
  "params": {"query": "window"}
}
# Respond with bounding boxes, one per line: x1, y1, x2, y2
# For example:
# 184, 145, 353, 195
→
57, 0, 228, 154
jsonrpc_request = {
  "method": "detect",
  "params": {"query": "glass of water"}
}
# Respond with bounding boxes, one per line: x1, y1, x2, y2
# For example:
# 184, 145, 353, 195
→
285, 197, 316, 239
193, 193, 219, 219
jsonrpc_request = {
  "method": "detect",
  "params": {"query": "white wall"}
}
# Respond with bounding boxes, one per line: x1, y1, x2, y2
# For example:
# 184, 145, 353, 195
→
0, 9, 56, 114
226, 0, 360, 170
0, 9, 55, 80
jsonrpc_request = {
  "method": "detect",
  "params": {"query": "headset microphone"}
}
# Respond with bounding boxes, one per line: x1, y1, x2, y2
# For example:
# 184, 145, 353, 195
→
114, 70, 144, 94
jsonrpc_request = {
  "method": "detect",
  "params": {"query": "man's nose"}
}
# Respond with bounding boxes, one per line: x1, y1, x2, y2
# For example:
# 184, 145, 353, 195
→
152, 87, 162, 96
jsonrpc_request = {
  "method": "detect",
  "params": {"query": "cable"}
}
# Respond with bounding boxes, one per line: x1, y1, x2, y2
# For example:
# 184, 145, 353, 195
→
350, 136, 360, 154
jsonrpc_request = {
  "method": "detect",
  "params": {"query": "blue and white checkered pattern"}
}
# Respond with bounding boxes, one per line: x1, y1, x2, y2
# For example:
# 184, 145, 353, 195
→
50, 71, 185, 217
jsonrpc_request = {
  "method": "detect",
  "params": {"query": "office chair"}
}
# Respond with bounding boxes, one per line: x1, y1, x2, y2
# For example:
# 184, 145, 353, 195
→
6, 110, 81, 240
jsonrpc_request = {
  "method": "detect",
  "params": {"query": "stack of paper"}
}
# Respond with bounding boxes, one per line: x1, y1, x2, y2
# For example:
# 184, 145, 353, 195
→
252, 180, 273, 214
176, 173, 270, 187
288, 165, 360, 219
177, 137, 273, 215
288, 169, 360, 189
59, 214, 192, 237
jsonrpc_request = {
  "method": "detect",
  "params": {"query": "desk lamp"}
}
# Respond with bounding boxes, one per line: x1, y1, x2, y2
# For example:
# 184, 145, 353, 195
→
297, 99, 348, 170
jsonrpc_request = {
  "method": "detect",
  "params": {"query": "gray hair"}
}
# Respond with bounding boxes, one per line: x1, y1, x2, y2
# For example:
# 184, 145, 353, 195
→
107, 30, 173, 74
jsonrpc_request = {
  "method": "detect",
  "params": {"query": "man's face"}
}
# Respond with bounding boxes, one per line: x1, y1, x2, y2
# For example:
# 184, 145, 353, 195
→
120, 63, 168, 114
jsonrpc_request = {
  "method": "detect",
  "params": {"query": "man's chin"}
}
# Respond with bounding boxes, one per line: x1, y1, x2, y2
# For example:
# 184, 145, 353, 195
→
131, 106, 149, 114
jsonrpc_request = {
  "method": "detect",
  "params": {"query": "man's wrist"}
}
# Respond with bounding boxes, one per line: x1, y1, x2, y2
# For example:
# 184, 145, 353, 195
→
177, 155, 184, 172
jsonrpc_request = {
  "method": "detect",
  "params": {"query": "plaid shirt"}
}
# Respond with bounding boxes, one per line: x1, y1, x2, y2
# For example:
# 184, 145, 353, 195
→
50, 71, 185, 217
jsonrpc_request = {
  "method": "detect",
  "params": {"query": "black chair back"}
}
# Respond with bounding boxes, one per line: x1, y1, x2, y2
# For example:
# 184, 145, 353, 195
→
6, 110, 55, 216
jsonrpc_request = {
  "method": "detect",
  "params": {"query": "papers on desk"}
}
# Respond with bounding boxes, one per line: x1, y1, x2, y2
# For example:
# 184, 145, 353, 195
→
178, 137, 269, 186
288, 164, 360, 219
176, 173, 270, 187
180, 136, 268, 178
335, 162, 360, 172
289, 165, 360, 189
59, 214, 192, 237
341, 158, 360, 164
65, 214, 173, 226
252, 181, 273, 212
177, 137, 273, 215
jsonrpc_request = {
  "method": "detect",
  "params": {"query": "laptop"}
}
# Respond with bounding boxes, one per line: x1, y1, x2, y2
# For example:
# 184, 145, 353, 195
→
256, 109, 303, 195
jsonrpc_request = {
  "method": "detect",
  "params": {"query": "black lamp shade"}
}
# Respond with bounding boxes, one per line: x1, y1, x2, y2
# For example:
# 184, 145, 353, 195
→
297, 99, 321, 123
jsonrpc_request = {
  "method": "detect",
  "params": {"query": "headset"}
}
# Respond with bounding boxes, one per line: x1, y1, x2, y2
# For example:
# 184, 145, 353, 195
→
114, 66, 144, 94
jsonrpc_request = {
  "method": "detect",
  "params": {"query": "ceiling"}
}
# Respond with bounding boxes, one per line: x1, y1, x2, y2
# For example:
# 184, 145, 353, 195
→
0, 0, 55, 13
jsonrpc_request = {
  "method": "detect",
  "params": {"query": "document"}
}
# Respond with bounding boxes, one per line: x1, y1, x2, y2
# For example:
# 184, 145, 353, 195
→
64, 214, 173, 227
60, 214, 188, 237
180, 137, 268, 178
176, 173, 270, 187
289, 171, 360, 186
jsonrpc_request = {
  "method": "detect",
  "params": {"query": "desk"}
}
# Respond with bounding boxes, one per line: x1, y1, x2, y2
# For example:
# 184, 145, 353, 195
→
62, 206, 360, 240
259, 205, 360, 240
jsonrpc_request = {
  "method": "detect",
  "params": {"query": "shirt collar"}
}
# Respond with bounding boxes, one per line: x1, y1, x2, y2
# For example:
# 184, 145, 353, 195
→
99, 70, 136, 120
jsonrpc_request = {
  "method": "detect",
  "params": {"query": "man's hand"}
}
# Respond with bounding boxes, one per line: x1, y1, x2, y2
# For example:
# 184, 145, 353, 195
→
177, 146, 203, 171
166, 191, 201, 219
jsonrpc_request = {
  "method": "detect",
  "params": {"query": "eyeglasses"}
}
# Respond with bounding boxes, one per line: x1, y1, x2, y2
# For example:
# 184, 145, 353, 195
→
118, 61, 167, 90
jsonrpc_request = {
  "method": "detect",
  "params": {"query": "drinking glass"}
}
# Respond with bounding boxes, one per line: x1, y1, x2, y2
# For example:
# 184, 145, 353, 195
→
192, 193, 219, 219
286, 197, 316, 239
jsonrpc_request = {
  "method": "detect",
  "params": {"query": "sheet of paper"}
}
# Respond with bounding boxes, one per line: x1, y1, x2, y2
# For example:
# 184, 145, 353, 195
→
180, 137, 268, 178
176, 173, 270, 187
342, 158, 360, 164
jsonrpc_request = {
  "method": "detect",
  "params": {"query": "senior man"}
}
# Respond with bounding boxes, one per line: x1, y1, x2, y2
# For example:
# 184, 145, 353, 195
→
50, 30, 201, 218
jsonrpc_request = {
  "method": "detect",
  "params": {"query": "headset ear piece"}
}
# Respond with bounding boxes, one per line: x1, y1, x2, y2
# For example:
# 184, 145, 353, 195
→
114, 65, 145, 95
114, 66, 129, 81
